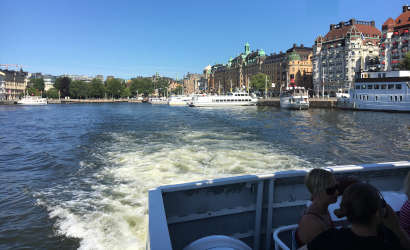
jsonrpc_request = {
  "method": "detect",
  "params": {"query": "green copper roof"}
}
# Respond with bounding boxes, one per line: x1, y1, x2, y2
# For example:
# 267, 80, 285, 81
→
288, 51, 301, 61
258, 49, 266, 56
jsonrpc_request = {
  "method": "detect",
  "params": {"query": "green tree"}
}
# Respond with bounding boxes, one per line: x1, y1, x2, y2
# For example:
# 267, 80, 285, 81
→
172, 85, 183, 95
54, 77, 71, 97
250, 73, 269, 92
69, 80, 89, 99
106, 78, 124, 98
129, 78, 154, 96
29, 78, 45, 92
27, 86, 40, 96
156, 78, 169, 96
401, 52, 410, 70
89, 78, 106, 98
121, 87, 131, 98
46, 88, 59, 99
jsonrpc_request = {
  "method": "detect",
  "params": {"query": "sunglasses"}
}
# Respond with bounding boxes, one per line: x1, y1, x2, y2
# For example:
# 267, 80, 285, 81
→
325, 184, 339, 195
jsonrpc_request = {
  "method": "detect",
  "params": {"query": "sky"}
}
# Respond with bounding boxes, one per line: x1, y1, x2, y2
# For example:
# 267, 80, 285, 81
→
0, 0, 408, 79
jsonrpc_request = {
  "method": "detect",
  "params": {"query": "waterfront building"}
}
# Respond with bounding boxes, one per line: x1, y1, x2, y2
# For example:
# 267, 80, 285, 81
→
64, 74, 94, 83
208, 43, 313, 95
380, 6, 410, 71
95, 75, 104, 82
312, 19, 381, 96
0, 71, 5, 101
43, 75, 57, 91
183, 73, 202, 94
0, 69, 29, 100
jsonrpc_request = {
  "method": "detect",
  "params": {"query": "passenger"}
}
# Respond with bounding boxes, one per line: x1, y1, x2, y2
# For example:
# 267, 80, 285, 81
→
305, 183, 410, 250
295, 168, 338, 246
400, 171, 410, 236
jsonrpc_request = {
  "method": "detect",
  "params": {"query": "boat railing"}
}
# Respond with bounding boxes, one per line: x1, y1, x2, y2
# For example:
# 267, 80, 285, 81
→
273, 224, 298, 250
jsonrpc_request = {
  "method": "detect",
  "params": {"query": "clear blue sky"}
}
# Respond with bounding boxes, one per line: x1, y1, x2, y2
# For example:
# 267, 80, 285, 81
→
0, 0, 408, 79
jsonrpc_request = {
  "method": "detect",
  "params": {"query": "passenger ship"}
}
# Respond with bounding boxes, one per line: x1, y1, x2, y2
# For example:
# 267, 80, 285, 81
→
168, 95, 192, 106
280, 86, 309, 110
17, 95, 47, 105
189, 91, 258, 107
337, 70, 410, 112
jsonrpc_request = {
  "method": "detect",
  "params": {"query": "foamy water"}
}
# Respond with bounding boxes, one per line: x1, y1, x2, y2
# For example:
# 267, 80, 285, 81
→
37, 129, 313, 250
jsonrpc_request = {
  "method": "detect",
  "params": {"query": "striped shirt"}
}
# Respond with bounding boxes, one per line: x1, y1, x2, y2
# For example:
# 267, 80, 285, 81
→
400, 200, 410, 236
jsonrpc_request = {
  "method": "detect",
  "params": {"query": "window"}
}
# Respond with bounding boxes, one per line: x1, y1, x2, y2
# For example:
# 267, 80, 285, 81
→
375, 96, 378, 101
400, 96, 403, 101
395, 96, 398, 102
355, 85, 360, 89
381, 84, 387, 89
383, 73, 386, 77
374, 84, 380, 89
362, 84, 366, 89
390, 96, 393, 101
396, 84, 402, 89
388, 84, 394, 89
368, 84, 373, 89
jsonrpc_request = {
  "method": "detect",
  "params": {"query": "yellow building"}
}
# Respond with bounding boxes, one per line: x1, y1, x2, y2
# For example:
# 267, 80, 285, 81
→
1, 69, 29, 100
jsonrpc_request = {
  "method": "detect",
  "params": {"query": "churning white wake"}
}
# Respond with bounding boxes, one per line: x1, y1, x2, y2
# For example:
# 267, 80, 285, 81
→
37, 129, 314, 250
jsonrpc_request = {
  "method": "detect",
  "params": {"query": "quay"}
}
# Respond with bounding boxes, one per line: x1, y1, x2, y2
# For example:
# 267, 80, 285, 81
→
47, 99, 143, 104
257, 97, 337, 108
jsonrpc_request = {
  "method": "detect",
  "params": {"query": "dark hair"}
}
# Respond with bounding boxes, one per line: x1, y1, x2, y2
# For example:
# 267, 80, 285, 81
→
340, 183, 381, 225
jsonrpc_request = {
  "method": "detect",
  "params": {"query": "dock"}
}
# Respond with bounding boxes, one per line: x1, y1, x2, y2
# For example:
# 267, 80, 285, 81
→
257, 97, 337, 108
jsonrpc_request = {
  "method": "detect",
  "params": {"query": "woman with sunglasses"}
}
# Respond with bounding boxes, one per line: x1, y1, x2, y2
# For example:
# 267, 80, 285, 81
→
295, 168, 339, 246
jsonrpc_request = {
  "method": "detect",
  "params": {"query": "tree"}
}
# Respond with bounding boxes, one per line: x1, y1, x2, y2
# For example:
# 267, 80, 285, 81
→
29, 78, 45, 92
27, 86, 40, 96
129, 78, 154, 96
54, 77, 71, 97
401, 52, 410, 70
250, 73, 269, 92
172, 85, 183, 95
46, 88, 59, 99
121, 87, 131, 98
69, 80, 89, 99
156, 78, 169, 97
89, 78, 105, 98
106, 78, 124, 98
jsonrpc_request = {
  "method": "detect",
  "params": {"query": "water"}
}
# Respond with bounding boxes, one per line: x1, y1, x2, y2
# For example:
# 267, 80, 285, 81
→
0, 103, 409, 250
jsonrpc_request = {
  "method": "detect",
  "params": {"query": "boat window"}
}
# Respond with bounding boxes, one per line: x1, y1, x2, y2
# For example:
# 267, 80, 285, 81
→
366, 95, 369, 100
367, 84, 373, 89
388, 84, 394, 89
396, 84, 402, 89
375, 96, 378, 101
383, 73, 386, 77
374, 84, 380, 89
381, 84, 387, 89
395, 96, 398, 102
355, 85, 360, 89
359, 95, 362, 100
390, 96, 393, 101
362, 84, 366, 89
400, 96, 403, 101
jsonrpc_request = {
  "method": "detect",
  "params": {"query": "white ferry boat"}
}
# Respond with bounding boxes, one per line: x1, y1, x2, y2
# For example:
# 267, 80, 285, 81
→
280, 86, 309, 110
17, 95, 47, 105
148, 97, 168, 104
337, 70, 410, 112
147, 161, 409, 250
168, 95, 192, 106
189, 92, 258, 107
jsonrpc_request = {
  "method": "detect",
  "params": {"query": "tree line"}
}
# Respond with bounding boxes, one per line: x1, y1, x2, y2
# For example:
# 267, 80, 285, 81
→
27, 76, 175, 99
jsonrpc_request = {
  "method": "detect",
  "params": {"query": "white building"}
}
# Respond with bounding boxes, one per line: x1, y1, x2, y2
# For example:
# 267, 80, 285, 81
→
313, 19, 381, 96
380, 6, 410, 71
0, 71, 5, 101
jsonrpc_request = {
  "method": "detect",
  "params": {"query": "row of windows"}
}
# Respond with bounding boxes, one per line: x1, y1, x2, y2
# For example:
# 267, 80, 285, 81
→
355, 84, 402, 90
213, 99, 252, 102
354, 94, 404, 102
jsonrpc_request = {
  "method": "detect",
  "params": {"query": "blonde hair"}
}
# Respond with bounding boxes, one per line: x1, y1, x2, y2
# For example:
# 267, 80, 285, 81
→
305, 168, 334, 196
404, 171, 410, 199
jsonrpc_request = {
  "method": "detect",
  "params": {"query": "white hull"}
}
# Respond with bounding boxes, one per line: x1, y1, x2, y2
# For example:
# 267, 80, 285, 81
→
17, 96, 47, 105
339, 100, 410, 112
168, 96, 191, 106
280, 96, 309, 110
190, 92, 258, 107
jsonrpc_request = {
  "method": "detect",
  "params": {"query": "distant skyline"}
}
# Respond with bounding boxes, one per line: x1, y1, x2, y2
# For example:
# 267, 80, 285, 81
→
1, 0, 408, 79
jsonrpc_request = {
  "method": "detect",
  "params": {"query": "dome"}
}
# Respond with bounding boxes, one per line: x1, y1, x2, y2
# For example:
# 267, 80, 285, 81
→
288, 51, 301, 61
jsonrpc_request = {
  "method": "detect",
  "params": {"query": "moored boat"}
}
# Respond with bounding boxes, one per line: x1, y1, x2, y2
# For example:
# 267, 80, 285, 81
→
148, 97, 168, 104
337, 70, 410, 112
280, 86, 309, 110
17, 95, 47, 105
168, 95, 192, 106
189, 91, 257, 107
